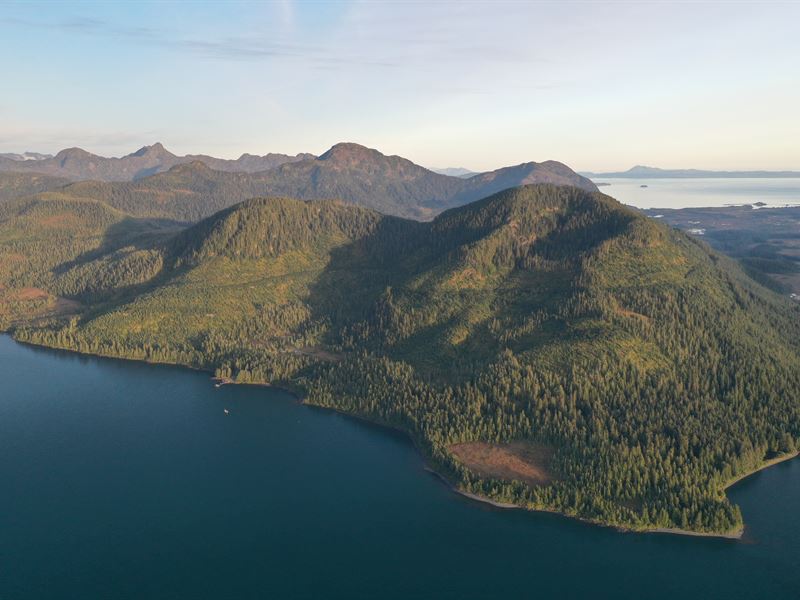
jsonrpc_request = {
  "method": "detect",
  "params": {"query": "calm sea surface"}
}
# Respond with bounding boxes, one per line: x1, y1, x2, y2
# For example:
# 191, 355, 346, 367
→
594, 177, 800, 209
1, 335, 799, 599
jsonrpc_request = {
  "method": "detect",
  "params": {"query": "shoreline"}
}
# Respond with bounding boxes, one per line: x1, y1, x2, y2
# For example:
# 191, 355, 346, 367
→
640, 451, 800, 539
6, 333, 798, 541
437, 449, 800, 540
9, 335, 307, 397
648, 527, 742, 539
426, 466, 745, 539
723, 451, 800, 491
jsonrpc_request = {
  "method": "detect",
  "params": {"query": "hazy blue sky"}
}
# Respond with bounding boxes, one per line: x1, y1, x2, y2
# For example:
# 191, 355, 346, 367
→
1, 1, 798, 171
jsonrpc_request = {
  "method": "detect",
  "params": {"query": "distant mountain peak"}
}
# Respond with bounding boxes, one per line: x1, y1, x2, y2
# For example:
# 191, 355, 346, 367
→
56, 147, 93, 159
54, 147, 96, 166
128, 142, 173, 159
318, 142, 384, 163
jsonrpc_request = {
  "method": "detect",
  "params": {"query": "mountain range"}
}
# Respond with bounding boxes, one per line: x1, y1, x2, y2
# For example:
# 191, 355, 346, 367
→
0, 142, 313, 182
583, 165, 800, 178
0, 142, 597, 220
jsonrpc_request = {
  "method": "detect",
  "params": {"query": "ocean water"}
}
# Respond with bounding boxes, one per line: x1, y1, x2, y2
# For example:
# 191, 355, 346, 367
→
1, 335, 799, 599
594, 177, 800, 209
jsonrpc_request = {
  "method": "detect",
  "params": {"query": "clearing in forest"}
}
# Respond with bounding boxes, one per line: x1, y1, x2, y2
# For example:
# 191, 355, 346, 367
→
449, 441, 555, 486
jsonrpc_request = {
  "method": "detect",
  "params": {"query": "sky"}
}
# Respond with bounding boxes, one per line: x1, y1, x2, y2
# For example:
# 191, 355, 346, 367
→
0, 1, 798, 172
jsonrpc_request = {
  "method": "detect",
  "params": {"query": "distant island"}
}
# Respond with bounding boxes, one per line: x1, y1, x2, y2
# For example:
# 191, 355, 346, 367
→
582, 165, 800, 179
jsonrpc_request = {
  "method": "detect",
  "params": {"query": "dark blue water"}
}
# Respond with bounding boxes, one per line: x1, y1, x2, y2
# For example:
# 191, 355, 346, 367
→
1, 335, 799, 599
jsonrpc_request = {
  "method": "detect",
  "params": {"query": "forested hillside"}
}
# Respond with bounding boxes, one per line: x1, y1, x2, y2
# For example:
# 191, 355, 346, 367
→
643, 205, 800, 299
0, 192, 182, 326
0, 172, 71, 203
6, 184, 799, 536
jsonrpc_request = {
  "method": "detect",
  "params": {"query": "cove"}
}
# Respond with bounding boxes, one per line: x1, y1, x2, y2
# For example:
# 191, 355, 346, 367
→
1, 335, 799, 599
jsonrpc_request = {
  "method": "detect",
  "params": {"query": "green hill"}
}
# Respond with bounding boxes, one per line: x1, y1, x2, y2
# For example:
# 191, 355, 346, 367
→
8, 184, 799, 536
0, 192, 181, 325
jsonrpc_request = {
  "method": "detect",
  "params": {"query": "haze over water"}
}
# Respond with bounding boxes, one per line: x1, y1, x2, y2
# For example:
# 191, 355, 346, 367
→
596, 178, 800, 210
1, 335, 799, 599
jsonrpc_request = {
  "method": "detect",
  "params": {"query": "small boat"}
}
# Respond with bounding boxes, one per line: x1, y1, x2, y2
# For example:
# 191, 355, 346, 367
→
224, 409, 230, 415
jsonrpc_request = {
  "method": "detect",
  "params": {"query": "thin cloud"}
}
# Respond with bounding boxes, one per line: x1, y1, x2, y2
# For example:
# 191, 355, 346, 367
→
0, 14, 395, 68
1, 11, 539, 70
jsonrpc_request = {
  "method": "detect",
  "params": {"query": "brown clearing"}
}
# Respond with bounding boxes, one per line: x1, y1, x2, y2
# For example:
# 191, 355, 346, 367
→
0, 287, 81, 324
16, 287, 49, 300
449, 441, 555, 486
